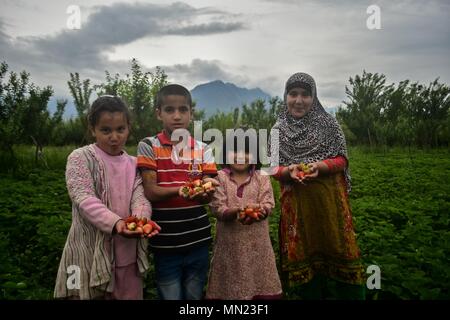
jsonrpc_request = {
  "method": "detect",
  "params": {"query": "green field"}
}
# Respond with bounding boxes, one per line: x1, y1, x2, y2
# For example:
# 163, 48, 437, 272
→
0, 146, 449, 299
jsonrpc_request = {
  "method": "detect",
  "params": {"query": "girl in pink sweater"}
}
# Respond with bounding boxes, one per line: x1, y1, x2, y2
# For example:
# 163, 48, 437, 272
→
54, 96, 160, 300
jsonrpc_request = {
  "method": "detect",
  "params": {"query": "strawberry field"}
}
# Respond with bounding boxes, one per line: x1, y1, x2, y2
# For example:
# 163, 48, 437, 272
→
0, 146, 449, 299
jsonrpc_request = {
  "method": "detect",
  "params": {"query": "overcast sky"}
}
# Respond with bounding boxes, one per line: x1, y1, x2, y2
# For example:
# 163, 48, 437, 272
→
1, 0, 449, 109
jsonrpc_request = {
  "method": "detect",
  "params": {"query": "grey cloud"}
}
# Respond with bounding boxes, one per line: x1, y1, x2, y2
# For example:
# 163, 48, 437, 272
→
1, 2, 245, 75
166, 22, 245, 36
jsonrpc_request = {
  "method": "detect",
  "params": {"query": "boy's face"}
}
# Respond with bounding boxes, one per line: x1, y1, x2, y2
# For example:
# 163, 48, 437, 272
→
157, 94, 192, 136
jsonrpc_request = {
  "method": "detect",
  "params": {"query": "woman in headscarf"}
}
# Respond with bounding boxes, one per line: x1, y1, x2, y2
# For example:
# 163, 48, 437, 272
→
269, 72, 365, 299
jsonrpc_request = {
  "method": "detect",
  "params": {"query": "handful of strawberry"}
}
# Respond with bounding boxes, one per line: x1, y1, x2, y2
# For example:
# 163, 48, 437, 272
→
238, 206, 265, 224
180, 179, 216, 199
125, 216, 158, 237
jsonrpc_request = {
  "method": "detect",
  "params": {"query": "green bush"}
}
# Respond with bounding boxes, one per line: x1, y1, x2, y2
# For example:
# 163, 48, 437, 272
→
0, 147, 449, 299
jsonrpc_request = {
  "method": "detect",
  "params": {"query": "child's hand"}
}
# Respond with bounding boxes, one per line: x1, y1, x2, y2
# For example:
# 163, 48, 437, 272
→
144, 221, 161, 238
247, 203, 260, 210
202, 177, 220, 189
200, 177, 220, 199
114, 220, 144, 238
257, 205, 269, 220
237, 205, 261, 224
240, 215, 255, 225
190, 190, 210, 202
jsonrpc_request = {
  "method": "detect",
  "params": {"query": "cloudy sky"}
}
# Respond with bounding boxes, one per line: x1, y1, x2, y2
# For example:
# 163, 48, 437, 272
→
1, 0, 449, 112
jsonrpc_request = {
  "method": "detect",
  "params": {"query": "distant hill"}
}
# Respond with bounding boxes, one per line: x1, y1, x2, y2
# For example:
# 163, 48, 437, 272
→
325, 106, 339, 115
191, 80, 271, 117
58, 81, 339, 119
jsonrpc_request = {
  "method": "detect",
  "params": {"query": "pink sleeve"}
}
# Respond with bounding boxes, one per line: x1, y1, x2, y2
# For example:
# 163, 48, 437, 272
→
131, 171, 152, 219
66, 149, 121, 234
258, 174, 275, 216
79, 197, 121, 234
323, 155, 348, 173
209, 173, 235, 221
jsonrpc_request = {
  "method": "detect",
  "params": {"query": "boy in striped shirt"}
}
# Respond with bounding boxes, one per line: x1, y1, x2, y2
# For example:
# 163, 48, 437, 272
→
137, 84, 218, 300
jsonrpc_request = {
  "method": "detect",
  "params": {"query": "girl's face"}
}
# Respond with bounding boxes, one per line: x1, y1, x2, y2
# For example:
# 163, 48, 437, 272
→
228, 151, 252, 173
286, 87, 313, 119
91, 111, 129, 156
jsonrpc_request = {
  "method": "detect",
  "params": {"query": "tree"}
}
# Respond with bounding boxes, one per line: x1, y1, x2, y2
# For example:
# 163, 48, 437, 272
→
20, 84, 54, 163
413, 79, 449, 147
67, 72, 93, 144
0, 61, 66, 166
240, 97, 283, 131
339, 71, 392, 146
0, 62, 29, 161
95, 59, 168, 142
338, 71, 450, 147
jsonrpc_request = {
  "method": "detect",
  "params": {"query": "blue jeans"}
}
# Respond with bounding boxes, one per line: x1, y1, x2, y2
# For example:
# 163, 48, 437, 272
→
153, 245, 209, 300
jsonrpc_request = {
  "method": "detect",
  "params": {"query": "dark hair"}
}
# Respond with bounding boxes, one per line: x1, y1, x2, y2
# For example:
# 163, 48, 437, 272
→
286, 81, 312, 96
87, 95, 131, 128
154, 84, 192, 109
221, 127, 262, 170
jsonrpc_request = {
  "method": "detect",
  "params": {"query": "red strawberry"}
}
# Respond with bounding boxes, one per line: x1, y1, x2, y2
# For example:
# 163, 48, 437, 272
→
194, 186, 204, 194
297, 171, 305, 179
143, 224, 153, 234
248, 211, 259, 219
127, 222, 137, 231
125, 216, 136, 224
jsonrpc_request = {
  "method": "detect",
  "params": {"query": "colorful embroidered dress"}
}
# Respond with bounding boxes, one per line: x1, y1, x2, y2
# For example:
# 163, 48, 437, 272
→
275, 160, 365, 287
270, 73, 365, 298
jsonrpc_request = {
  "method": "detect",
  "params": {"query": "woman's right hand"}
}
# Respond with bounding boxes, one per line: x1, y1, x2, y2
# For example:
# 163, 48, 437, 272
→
288, 164, 305, 184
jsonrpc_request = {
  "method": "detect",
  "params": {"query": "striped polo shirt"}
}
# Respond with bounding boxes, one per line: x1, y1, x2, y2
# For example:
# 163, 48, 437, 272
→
137, 131, 217, 253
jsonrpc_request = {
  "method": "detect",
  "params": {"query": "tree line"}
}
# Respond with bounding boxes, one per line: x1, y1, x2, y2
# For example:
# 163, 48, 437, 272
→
1, 59, 449, 165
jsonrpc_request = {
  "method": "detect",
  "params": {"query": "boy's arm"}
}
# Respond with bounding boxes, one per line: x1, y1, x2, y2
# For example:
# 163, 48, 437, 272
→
141, 169, 180, 202
137, 139, 179, 202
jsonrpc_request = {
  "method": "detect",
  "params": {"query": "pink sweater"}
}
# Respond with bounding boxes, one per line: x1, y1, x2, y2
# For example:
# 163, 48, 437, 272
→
79, 145, 150, 267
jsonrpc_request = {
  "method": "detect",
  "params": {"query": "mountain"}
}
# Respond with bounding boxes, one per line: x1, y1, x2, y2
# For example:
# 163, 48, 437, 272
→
58, 81, 339, 119
325, 106, 339, 115
191, 80, 271, 117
